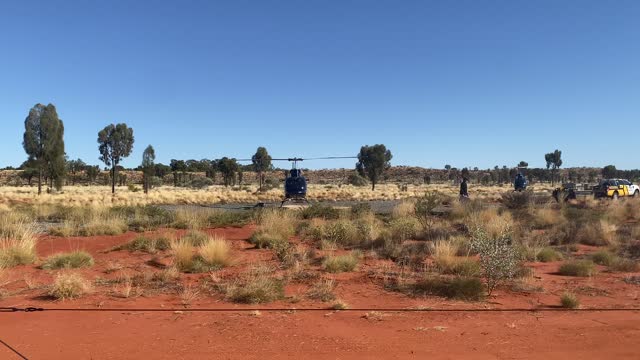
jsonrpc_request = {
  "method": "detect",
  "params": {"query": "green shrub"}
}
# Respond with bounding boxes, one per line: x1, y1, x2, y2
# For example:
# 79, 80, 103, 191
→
301, 204, 341, 220
113, 236, 171, 253
389, 217, 419, 241
323, 253, 360, 273
560, 292, 580, 309
322, 220, 360, 247
413, 277, 484, 301
537, 248, 564, 263
501, 191, 532, 210
559, 260, 596, 277
590, 250, 616, 266
188, 177, 214, 189
42, 251, 94, 270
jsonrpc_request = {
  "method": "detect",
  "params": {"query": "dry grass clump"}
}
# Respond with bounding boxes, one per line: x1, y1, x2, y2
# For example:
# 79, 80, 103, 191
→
42, 251, 94, 270
49, 272, 92, 300
392, 200, 415, 218
323, 252, 360, 273
432, 241, 480, 276
199, 235, 232, 268
331, 300, 349, 310
0, 212, 37, 268
560, 292, 580, 309
558, 260, 596, 277
307, 278, 337, 302
172, 234, 232, 273
180, 231, 209, 247
224, 266, 285, 304
532, 207, 560, 229
412, 276, 485, 301
113, 234, 173, 253
575, 220, 617, 247
468, 208, 514, 240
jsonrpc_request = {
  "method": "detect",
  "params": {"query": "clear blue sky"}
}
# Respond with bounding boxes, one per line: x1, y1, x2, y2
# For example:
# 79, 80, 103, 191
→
1, 0, 638, 170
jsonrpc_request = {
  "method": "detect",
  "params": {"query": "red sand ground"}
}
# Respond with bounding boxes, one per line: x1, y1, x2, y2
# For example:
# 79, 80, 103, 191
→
2, 226, 640, 359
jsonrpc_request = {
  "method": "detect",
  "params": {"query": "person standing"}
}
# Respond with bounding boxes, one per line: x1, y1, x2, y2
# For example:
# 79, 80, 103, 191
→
460, 177, 469, 200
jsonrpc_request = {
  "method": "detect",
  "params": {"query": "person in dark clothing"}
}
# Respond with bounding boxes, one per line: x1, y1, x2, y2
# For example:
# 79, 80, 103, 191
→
460, 177, 469, 200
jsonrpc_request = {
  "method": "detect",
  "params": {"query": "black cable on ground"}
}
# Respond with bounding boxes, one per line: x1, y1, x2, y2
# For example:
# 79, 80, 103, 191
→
0, 338, 29, 360
3, 306, 640, 314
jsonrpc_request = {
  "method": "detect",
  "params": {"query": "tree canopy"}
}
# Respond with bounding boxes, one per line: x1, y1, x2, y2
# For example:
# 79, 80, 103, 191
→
356, 144, 392, 191
22, 103, 65, 194
98, 123, 134, 193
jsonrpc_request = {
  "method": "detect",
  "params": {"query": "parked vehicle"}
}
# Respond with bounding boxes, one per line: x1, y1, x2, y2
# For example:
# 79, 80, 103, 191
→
593, 179, 632, 199
617, 179, 640, 198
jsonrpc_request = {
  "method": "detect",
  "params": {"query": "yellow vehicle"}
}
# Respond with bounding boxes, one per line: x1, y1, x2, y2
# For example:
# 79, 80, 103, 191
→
593, 179, 631, 199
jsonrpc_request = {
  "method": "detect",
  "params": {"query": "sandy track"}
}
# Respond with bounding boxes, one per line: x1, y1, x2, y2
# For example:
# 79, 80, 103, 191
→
1, 310, 639, 359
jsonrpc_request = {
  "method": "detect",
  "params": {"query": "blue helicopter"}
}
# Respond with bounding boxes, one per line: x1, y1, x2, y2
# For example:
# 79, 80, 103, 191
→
239, 156, 357, 207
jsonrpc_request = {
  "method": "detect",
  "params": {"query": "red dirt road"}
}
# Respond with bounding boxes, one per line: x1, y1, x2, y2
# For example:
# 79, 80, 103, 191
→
1, 310, 639, 359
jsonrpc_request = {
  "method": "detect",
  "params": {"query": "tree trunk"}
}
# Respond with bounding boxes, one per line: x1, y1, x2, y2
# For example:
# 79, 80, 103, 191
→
258, 171, 263, 191
37, 167, 42, 195
371, 181, 376, 191
111, 166, 116, 194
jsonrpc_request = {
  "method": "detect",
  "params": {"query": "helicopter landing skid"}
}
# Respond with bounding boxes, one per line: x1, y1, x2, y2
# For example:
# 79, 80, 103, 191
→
280, 197, 310, 208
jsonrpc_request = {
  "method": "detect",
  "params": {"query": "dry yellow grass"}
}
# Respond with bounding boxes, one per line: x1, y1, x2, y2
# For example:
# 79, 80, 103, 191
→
0, 183, 556, 208
49, 206, 128, 237
49, 272, 92, 300
469, 208, 514, 239
0, 212, 37, 268
392, 200, 415, 218
199, 235, 232, 267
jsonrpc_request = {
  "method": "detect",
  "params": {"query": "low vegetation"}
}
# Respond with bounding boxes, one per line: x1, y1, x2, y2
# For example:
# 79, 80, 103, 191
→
323, 252, 360, 273
42, 251, 94, 270
560, 292, 580, 309
49, 272, 92, 300
224, 266, 285, 304
558, 260, 596, 277
0, 213, 37, 268
412, 276, 485, 301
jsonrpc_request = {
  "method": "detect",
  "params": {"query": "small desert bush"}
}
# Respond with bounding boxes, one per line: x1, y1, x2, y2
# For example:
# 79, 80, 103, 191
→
301, 204, 341, 220
322, 220, 360, 247
560, 292, 580, 309
331, 300, 349, 310
225, 266, 285, 304
412, 276, 484, 301
42, 251, 94, 270
590, 250, 616, 266
323, 252, 360, 273
468, 208, 514, 240
558, 260, 596, 277
307, 278, 336, 302
253, 209, 296, 239
389, 217, 419, 241
501, 191, 532, 210
113, 235, 172, 253
0, 213, 37, 268
470, 224, 519, 295
49, 272, 92, 300
536, 247, 564, 263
